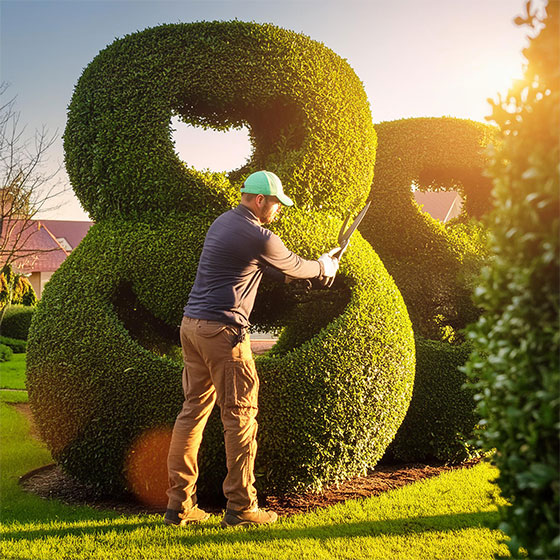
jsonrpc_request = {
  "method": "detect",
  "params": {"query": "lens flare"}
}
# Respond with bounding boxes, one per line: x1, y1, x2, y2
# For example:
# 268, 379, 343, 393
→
124, 426, 173, 507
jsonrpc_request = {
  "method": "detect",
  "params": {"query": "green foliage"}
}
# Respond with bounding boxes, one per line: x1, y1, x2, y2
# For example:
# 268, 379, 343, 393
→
1, 305, 35, 340
0, 264, 37, 308
0, 343, 13, 362
385, 338, 478, 464
28, 21, 414, 497
464, 3, 560, 558
360, 117, 496, 340
63, 21, 376, 222
357, 117, 495, 463
0, 336, 27, 353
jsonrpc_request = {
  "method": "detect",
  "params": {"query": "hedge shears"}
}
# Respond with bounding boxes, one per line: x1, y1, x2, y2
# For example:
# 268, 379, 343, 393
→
324, 200, 371, 287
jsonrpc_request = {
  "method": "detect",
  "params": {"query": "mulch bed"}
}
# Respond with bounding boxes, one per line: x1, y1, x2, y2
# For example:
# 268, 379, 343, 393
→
13, 402, 480, 518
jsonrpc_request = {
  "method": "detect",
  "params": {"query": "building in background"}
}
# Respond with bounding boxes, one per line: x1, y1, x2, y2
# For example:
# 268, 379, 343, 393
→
2, 220, 93, 297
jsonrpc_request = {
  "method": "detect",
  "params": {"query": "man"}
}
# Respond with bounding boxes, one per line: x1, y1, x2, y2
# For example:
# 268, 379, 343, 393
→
165, 170, 339, 528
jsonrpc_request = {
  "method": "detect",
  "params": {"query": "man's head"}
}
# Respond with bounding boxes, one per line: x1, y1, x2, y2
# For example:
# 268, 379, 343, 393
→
240, 171, 293, 224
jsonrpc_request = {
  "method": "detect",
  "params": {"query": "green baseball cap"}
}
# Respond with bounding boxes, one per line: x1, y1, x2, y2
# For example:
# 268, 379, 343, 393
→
241, 170, 294, 206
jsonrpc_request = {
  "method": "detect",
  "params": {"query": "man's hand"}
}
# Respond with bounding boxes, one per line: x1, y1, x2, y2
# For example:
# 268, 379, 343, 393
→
318, 248, 340, 287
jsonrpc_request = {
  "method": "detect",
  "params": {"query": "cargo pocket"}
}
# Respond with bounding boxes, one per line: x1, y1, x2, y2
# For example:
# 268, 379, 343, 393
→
224, 359, 259, 409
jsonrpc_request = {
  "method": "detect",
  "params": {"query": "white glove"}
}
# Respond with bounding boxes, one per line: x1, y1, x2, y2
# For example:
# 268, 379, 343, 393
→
318, 248, 340, 279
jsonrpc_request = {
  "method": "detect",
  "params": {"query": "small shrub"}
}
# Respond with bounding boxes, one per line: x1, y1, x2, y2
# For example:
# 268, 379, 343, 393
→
0, 336, 27, 353
1, 305, 35, 340
0, 343, 13, 362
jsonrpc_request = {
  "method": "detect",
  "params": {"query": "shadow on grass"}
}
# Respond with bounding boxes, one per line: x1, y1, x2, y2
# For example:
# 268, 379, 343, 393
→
1, 510, 499, 545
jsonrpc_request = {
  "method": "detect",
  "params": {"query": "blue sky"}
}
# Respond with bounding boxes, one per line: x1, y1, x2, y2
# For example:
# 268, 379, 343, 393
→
1, 0, 539, 220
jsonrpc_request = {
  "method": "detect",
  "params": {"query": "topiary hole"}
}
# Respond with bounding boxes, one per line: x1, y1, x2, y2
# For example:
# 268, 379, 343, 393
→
112, 282, 182, 362
170, 115, 253, 173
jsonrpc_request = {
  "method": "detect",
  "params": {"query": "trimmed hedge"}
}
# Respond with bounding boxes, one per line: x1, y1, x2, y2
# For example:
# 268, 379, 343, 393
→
0, 343, 13, 363
28, 21, 415, 497
359, 118, 496, 464
465, 3, 559, 558
0, 336, 27, 353
361, 117, 495, 341
384, 338, 478, 464
1, 305, 35, 340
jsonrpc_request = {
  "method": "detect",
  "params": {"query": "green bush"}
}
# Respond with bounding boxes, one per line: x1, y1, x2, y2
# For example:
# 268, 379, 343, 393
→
0, 336, 27, 353
28, 21, 415, 497
360, 117, 495, 341
0, 343, 13, 363
464, 2, 559, 558
357, 117, 495, 463
1, 305, 35, 340
384, 338, 478, 464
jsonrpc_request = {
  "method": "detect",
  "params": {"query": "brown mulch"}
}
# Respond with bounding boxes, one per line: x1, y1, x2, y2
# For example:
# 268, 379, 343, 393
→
13, 402, 480, 518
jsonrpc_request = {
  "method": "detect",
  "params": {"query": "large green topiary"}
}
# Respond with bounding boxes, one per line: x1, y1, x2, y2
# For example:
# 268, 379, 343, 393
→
27, 21, 415, 498
465, 2, 559, 557
359, 117, 496, 463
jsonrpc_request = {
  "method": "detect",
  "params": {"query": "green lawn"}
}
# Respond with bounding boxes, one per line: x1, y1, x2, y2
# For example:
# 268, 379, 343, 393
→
0, 388, 510, 560
0, 353, 27, 389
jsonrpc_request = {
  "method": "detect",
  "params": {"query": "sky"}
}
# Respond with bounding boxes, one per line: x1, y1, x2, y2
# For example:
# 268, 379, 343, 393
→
0, 0, 542, 220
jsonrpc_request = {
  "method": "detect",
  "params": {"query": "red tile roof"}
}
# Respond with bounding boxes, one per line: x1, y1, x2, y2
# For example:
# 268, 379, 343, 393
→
39, 219, 93, 250
2, 220, 69, 273
413, 191, 463, 222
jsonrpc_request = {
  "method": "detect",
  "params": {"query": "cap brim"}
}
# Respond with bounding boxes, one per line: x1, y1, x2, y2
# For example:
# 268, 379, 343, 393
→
277, 192, 294, 206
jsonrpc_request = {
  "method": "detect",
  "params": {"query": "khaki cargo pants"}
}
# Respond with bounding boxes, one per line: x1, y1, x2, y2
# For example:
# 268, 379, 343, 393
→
166, 316, 259, 512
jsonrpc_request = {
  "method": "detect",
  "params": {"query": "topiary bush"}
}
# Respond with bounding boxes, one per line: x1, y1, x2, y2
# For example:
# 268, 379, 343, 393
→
0, 336, 27, 353
464, 2, 559, 558
358, 117, 496, 464
1, 304, 35, 340
27, 21, 415, 499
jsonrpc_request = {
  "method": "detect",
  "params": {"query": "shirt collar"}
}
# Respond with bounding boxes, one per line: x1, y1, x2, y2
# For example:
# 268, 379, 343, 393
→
234, 203, 260, 225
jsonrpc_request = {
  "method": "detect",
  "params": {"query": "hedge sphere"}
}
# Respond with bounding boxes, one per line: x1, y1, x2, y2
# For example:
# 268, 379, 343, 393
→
27, 21, 415, 497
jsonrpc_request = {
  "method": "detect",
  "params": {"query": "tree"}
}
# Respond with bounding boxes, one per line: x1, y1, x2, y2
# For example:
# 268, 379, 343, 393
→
0, 83, 67, 326
0, 82, 67, 273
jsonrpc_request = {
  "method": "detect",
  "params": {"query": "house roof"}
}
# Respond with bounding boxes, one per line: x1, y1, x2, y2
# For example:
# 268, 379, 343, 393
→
2, 220, 69, 273
39, 219, 93, 250
413, 191, 463, 222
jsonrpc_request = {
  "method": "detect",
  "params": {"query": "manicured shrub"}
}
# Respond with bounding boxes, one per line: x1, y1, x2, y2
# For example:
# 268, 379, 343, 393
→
0, 343, 13, 363
1, 304, 35, 340
0, 336, 27, 353
360, 117, 495, 341
359, 117, 496, 463
384, 338, 478, 464
464, 2, 559, 558
28, 21, 415, 498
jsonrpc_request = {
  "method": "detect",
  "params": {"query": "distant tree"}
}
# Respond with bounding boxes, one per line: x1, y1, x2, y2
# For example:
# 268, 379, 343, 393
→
0, 82, 67, 274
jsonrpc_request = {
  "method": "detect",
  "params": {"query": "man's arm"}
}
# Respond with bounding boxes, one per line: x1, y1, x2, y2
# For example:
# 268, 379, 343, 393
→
261, 232, 324, 280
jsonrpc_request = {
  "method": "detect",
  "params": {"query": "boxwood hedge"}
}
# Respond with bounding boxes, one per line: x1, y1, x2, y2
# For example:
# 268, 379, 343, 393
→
359, 118, 496, 463
465, 2, 559, 557
27, 21, 415, 498
1, 304, 36, 340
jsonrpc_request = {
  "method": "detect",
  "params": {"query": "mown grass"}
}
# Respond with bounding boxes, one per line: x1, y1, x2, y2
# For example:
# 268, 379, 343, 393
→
0, 388, 510, 559
0, 353, 26, 389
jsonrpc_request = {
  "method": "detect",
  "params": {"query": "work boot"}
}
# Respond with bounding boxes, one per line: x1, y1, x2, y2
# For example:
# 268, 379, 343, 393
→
221, 507, 278, 528
164, 506, 210, 526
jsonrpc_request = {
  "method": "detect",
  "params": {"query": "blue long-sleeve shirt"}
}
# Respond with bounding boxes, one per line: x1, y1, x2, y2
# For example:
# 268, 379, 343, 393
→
184, 204, 323, 327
